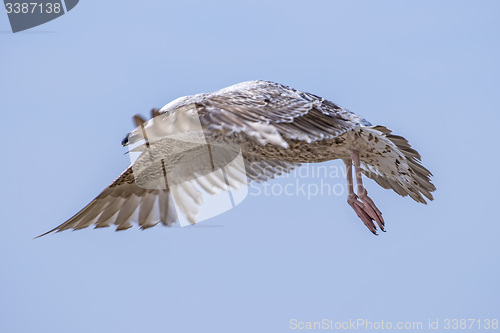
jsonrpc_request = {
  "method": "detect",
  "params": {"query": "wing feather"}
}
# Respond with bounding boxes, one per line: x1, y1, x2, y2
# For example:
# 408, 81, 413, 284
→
36, 167, 178, 237
161, 81, 358, 146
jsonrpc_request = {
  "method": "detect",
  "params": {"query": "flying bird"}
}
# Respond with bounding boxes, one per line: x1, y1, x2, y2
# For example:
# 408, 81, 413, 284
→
38, 80, 435, 237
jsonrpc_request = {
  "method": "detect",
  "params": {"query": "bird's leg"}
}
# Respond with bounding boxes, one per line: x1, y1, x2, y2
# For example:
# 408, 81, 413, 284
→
344, 157, 377, 234
350, 150, 385, 233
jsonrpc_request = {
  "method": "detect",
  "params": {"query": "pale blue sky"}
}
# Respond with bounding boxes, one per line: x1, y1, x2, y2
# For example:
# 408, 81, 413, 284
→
1, 1, 499, 332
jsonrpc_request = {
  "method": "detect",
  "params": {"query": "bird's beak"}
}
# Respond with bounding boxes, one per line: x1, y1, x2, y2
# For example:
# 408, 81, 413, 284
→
121, 132, 130, 147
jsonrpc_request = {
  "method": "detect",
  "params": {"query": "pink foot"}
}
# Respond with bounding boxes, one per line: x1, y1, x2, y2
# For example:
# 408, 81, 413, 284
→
344, 150, 386, 235
347, 192, 385, 235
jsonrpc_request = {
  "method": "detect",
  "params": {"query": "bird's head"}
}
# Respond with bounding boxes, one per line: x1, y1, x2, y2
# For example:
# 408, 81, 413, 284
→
121, 108, 163, 147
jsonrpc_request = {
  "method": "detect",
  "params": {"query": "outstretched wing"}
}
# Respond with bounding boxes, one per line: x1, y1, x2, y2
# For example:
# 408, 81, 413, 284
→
36, 152, 300, 237
36, 167, 179, 238
162, 81, 360, 146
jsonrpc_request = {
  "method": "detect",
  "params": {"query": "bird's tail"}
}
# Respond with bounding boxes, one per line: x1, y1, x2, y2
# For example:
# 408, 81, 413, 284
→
357, 125, 436, 203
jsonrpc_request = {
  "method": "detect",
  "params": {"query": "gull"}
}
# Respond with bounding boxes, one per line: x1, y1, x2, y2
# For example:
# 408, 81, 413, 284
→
38, 80, 435, 237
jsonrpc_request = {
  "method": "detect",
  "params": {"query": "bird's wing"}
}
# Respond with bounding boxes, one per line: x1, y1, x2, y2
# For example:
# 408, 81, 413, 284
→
165, 81, 358, 146
36, 167, 179, 238
37, 150, 300, 237
36, 146, 238, 237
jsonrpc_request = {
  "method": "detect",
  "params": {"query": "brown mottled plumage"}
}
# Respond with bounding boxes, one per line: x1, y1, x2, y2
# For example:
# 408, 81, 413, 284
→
38, 80, 435, 237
